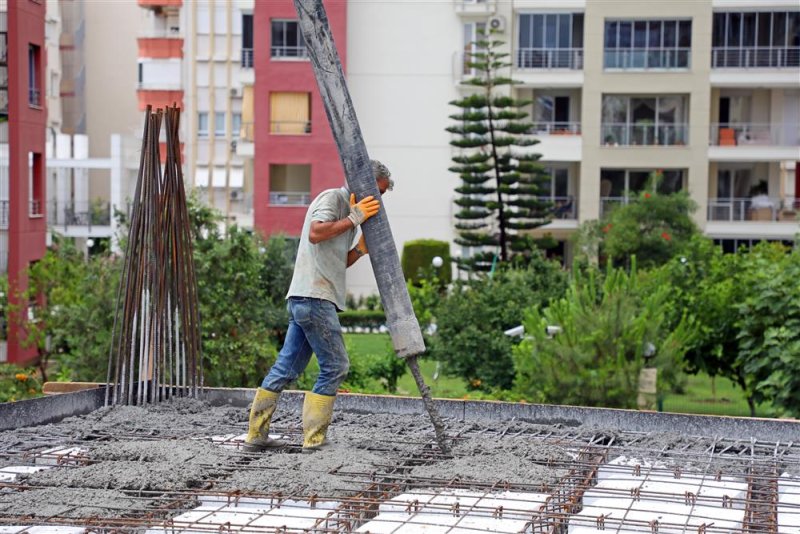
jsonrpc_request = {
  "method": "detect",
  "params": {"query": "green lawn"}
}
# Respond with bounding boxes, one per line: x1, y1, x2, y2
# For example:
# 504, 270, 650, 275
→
345, 333, 770, 417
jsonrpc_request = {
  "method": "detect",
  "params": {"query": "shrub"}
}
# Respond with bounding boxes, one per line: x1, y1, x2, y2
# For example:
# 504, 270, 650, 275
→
402, 239, 451, 286
428, 252, 566, 391
338, 310, 387, 331
513, 264, 692, 408
0, 366, 42, 403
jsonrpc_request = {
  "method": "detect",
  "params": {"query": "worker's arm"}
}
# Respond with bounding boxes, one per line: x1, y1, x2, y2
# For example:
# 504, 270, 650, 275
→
346, 233, 368, 267
308, 193, 380, 244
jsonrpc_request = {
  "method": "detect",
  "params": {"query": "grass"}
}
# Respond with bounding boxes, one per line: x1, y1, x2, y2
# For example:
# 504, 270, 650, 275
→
345, 333, 773, 417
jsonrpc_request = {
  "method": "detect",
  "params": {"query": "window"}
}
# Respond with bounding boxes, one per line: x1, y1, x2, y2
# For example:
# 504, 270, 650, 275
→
232, 113, 242, 139
462, 21, 486, 76
242, 14, 254, 68
271, 20, 307, 59
604, 19, 691, 69
28, 44, 41, 107
542, 168, 576, 219
712, 11, 800, 68
214, 111, 225, 137
198, 112, 209, 137
600, 169, 685, 215
518, 13, 584, 69
270, 92, 311, 134
532, 95, 576, 133
28, 152, 44, 216
269, 164, 311, 206
601, 95, 689, 146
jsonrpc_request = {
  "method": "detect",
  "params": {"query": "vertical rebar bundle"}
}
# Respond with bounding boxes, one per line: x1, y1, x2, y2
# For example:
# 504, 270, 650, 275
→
105, 105, 202, 406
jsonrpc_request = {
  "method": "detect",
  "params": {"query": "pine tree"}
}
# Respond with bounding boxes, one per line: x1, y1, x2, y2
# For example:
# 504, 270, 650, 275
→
448, 31, 551, 272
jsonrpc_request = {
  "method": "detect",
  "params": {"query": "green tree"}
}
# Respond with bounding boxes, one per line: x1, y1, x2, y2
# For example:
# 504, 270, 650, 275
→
578, 171, 699, 268
448, 30, 550, 272
514, 263, 692, 408
429, 252, 566, 390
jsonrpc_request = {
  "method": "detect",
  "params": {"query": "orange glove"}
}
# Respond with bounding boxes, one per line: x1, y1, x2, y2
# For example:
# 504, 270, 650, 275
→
357, 233, 368, 255
348, 193, 380, 227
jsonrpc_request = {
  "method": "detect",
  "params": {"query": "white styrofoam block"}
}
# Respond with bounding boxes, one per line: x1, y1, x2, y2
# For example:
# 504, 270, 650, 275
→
779, 472, 800, 531
0, 465, 54, 475
687, 505, 744, 531
35, 446, 87, 466
214, 433, 290, 449
0, 472, 18, 482
248, 506, 332, 530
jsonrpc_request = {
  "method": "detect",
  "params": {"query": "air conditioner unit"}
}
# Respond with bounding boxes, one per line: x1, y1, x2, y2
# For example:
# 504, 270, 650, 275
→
488, 15, 506, 33
230, 190, 243, 201
230, 87, 241, 98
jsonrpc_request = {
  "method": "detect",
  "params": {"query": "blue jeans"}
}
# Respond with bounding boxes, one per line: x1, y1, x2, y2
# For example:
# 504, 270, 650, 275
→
261, 297, 350, 397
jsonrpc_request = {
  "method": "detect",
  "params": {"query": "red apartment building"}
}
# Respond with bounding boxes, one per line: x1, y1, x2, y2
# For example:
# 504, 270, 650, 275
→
254, 1, 347, 236
4, 0, 47, 365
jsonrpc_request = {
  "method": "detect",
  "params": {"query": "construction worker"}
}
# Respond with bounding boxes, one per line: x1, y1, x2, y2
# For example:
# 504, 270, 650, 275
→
245, 160, 393, 452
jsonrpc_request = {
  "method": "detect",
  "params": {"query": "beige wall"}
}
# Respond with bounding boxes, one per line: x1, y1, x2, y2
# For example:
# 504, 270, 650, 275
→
84, 0, 142, 200
580, 0, 713, 227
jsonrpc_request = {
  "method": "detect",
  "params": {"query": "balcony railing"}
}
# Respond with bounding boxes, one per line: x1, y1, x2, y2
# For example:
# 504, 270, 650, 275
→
710, 123, 800, 147
531, 122, 581, 135
542, 196, 577, 219
271, 46, 308, 60
29, 200, 43, 217
270, 120, 311, 135
46, 201, 112, 228
270, 191, 311, 206
241, 48, 254, 68
712, 46, 800, 69
0, 200, 7, 229
238, 121, 254, 142
600, 196, 632, 218
516, 48, 583, 70
601, 123, 688, 146
605, 47, 690, 69
707, 197, 799, 222
28, 87, 41, 107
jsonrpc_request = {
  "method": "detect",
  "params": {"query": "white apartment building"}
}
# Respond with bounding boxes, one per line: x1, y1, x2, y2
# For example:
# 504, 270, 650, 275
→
137, 0, 255, 228
344, 0, 799, 295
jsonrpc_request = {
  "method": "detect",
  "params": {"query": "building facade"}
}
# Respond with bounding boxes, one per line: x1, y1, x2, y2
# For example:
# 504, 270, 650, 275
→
137, 0, 256, 227
1, 0, 48, 364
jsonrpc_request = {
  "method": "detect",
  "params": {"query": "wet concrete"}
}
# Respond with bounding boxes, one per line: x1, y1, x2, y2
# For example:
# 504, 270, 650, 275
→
0, 487, 158, 519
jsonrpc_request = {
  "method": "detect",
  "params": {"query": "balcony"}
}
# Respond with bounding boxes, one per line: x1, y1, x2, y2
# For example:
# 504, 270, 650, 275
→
271, 46, 308, 60
707, 197, 798, 223
241, 48, 254, 69
47, 201, 111, 229
712, 46, 800, 69
516, 48, 583, 70
600, 196, 632, 218
454, 0, 495, 15
28, 88, 41, 108
0, 200, 7, 229
709, 123, 800, 161
604, 47, 690, 70
601, 123, 688, 147
269, 191, 311, 206
531, 122, 581, 136
270, 120, 311, 135
545, 196, 577, 220
526, 123, 583, 162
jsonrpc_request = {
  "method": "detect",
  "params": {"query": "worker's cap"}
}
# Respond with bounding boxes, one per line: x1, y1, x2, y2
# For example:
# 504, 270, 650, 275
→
371, 159, 394, 191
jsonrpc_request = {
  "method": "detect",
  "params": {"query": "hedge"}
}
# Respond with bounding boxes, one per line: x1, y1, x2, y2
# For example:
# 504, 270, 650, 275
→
401, 239, 451, 286
339, 309, 386, 329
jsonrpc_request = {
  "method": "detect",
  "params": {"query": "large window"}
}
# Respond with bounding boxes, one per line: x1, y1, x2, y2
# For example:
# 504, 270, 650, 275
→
542, 167, 576, 219
462, 21, 486, 76
198, 112, 209, 137
600, 168, 684, 215
517, 13, 584, 69
604, 19, 691, 69
269, 164, 311, 206
270, 92, 311, 134
271, 20, 307, 59
602, 95, 689, 146
712, 11, 800, 67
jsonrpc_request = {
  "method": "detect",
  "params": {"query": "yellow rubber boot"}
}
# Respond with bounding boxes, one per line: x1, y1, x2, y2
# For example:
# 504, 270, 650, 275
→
302, 392, 336, 452
244, 388, 285, 450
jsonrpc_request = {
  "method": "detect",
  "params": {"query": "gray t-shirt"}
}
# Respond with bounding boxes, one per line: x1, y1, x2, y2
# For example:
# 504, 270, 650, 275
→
286, 187, 355, 311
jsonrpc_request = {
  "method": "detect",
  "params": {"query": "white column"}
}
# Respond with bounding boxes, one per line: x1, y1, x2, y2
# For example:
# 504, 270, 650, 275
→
110, 134, 123, 253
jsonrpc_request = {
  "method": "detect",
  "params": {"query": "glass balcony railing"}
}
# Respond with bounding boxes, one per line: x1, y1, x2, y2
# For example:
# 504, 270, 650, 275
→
269, 191, 311, 206
605, 47, 690, 69
711, 46, 800, 68
710, 123, 800, 147
516, 48, 583, 70
707, 197, 799, 222
530, 122, 581, 135
601, 123, 689, 146
271, 46, 308, 60
46, 201, 111, 228
541, 196, 577, 219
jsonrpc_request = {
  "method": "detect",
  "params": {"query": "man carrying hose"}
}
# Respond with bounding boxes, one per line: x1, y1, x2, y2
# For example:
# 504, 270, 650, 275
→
244, 160, 393, 452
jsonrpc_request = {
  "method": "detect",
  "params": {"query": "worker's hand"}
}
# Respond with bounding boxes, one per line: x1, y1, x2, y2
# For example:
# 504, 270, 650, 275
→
348, 193, 380, 227
357, 233, 368, 255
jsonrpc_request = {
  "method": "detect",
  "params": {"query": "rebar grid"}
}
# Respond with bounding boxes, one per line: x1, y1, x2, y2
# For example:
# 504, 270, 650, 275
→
0, 424, 797, 532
